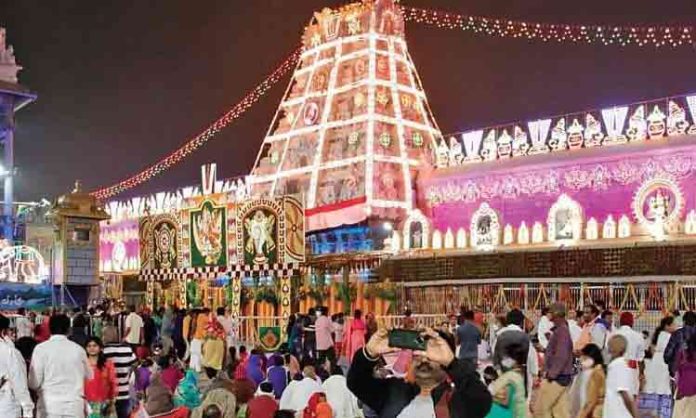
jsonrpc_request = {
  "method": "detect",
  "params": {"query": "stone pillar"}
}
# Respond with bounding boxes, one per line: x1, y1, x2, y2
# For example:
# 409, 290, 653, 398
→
0, 95, 13, 240
0, 28, 36, 241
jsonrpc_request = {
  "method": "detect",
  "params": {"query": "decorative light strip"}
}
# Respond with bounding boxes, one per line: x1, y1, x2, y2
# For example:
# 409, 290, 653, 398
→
264, 106, 438, 143
388, 39, 413, 210
282, 75, 426, 108
365, 33, 378, 210
402, 6, 694, 48
91, 46, 303, 200
268, 44, 321, 195
307, 39, 343, 208
103, 175, 248, 222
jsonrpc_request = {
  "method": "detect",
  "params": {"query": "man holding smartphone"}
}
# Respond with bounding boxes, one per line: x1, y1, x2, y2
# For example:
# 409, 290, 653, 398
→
348, 327, 492, 418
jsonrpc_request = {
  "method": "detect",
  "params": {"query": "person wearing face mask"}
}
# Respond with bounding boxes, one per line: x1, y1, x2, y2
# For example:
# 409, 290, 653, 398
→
347, 327, 492, 418
486, 342, 527, 417
571, 344, 605, 418
493, 309, 538, 403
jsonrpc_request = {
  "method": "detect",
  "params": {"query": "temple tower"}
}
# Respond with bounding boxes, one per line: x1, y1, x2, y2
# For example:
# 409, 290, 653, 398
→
248, 0, 443, 231
49, 182, 110, 306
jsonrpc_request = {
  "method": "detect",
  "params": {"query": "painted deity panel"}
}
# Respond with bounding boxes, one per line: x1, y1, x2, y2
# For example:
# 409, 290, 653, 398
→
242, 208, 279, 266
190, 200, 227, 267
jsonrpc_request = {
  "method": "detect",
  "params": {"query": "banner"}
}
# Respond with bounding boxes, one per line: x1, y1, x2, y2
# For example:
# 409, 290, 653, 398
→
0, 283, 52, 310
258, 326, 282, 352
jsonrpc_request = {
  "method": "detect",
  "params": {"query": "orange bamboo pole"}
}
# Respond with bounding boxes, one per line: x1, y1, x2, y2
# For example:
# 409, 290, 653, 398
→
356, 282, 364, 312
329, 285, 336, 312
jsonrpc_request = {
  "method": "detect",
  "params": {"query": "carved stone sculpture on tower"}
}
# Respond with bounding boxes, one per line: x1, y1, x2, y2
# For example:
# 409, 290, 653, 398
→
0, 28, 22, 83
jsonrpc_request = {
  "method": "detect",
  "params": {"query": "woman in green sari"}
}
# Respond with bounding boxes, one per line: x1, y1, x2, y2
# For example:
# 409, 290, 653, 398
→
174, 369, 202, 410
486, 342, 528, 418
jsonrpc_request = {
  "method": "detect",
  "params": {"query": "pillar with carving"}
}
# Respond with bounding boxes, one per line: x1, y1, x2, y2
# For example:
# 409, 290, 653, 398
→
145, 279, 154, 310
229, 276, 242, 319
178, 278, 187, 309
279, 275, 292, 339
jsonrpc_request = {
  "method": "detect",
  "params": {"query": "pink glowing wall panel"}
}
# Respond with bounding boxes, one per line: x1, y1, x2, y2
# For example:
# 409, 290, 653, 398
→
420, 137, 696, 232
99, 219, 140, 272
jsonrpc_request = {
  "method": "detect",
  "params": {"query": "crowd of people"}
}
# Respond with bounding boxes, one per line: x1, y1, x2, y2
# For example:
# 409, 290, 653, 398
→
0, 300, 694, 418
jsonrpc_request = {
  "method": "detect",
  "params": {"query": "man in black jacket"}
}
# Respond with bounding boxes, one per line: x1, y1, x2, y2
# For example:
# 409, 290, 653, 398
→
347, 328, 492, 418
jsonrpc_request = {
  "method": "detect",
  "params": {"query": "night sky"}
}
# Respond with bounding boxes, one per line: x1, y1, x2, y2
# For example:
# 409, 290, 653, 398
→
2, 0, 696, 202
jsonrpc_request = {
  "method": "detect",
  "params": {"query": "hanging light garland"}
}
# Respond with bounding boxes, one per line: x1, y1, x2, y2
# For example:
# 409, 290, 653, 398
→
401, 6, 694, 48
91, 7, 695, 201
91, 46, 303, 200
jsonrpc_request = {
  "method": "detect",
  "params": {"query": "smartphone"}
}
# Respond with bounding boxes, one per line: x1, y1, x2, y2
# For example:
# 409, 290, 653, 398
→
388, 328, 426, 350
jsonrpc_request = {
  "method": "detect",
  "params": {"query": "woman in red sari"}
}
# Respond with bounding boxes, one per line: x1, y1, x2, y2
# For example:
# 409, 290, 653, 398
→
84, 337, 118, 418
343, 309, 366, 362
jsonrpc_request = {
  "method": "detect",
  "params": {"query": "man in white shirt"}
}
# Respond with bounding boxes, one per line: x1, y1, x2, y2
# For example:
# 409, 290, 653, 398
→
14, 308, 34, 339
123, 305, 143, 349
536, 307, 553, 349
332, 313, 345, 354
29, 313, 92, 418
0, 314, 33, 418
568, 309, 582, 346
603, 334, 639, 418
610, 312, 645, 396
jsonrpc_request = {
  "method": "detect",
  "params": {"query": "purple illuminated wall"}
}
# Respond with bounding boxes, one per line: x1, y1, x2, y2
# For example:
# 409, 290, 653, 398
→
99, 219, 139, 271
421, 138, 696, 232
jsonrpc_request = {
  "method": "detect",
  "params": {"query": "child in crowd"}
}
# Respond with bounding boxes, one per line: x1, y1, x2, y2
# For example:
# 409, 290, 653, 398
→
134, 358, 156, 398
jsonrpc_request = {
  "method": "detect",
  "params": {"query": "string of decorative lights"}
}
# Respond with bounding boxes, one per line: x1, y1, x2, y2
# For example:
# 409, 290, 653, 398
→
401, 6, 694, 48
91, 7, 695, 200
91, 46, 303, 200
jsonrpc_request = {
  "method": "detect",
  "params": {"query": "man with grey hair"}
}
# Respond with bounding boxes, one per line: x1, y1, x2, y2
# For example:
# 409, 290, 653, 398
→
533, 303, 573, 418
604, 334, 639, 418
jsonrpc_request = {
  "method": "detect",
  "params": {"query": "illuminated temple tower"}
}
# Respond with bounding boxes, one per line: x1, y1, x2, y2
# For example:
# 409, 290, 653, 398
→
248, 0, 443, 232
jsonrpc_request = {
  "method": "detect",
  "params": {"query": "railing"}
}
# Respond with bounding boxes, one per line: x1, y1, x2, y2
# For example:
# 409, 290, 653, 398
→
437, 92, 696, 168
235, 309, 667, 347
235, 314, 448, 346
237, 316, 285, 345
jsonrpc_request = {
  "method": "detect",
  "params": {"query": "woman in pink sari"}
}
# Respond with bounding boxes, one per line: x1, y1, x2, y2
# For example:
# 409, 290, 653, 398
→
343, 309, 366, 362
